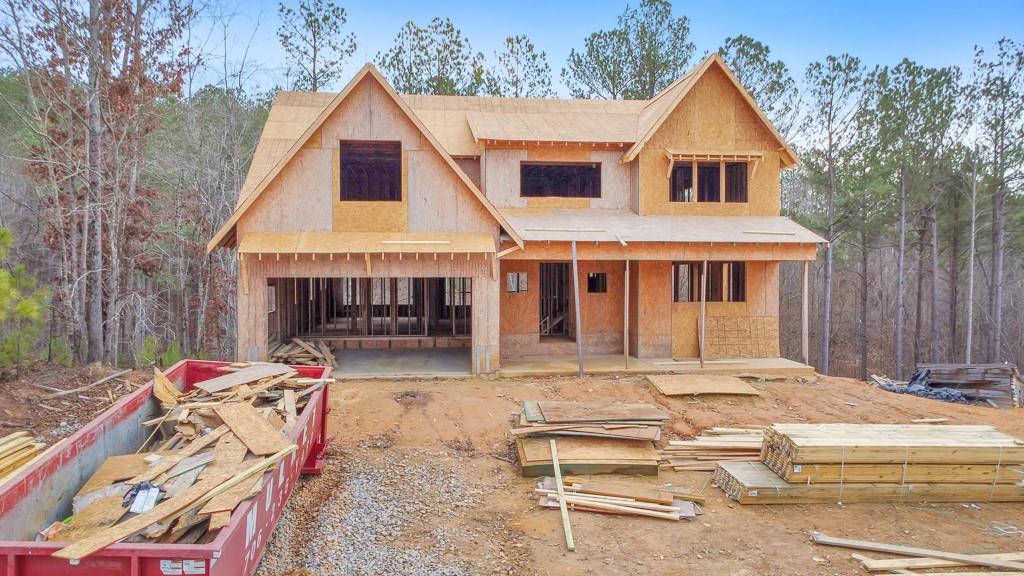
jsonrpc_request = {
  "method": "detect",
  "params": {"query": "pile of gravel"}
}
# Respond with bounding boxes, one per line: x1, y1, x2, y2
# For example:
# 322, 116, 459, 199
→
257, 449, 481, 576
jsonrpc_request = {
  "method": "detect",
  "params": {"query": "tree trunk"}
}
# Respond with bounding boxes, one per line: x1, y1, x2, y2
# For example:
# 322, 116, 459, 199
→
913, 221, 925, 365
928, 202, 940, 363
86, 0, 105, 364
949, 189, 960, 360
965, 161, 978, 363
821, 154, 836, 375
859, 230, 869, 380
895, 169, 907, 380
989, 179, 1005, 363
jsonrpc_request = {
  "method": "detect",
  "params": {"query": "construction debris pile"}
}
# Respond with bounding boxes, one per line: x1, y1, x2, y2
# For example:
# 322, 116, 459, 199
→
513, 400, 667, 476
269, 338, 337, 368
45, 363, 328, 561
658, 427, 764, 471
714, 424, 1024, 504
0, 431, 45, 481
872, 363, 1023, 408
533, 475, 703, 521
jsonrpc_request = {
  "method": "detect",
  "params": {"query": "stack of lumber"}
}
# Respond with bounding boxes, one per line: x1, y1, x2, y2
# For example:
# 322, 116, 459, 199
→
514, 401, 667, 476
714, 424, 1024, 504
269, 337, 336, 368
533, 475, 704, 521
0, 431, 45, 481
913, 363, 1023, 408
658, 427, 764, 471
49, 365, 330, 560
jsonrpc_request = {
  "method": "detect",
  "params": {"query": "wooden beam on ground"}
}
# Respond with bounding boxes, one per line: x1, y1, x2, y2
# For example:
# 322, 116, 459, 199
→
550, 439, 575, 552
571, 240, 584, 379
811, 532, 1024, 571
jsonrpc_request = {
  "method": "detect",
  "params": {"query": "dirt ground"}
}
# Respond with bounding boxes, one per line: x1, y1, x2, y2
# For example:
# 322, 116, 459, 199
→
262, 372, 1024, 576
0, 363, 150, 441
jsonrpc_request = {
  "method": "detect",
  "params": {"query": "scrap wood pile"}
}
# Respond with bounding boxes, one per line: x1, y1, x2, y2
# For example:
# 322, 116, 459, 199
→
0, 431, 45, 481
47, 363, 330, 561
269, 337, 336, 368
513, 400, 667, 476
813, 531, 1024, 574
713, 424, 1024, 505
658, 427, 764, 471
533, 475, 704, 521
912, 363, 1023, 408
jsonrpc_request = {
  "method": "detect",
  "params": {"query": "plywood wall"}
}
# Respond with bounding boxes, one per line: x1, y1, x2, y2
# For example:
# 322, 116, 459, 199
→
481, 145, 632, 210
637, 64, 783, 217
498, 259, 626, 359
634, 260, 672, 358
237, 76, 498, 239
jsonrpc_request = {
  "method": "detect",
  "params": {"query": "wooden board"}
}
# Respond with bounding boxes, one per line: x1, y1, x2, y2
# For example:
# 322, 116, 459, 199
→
646, 374, 761, 396
521, 437, 657, 462
195, 363, 294, 394
811, 531, 1024, 571
76, 454, 153, 497
535, 401, 668, 423
854, 550, 1024, 572
198, 473, 263, 515
214, 403, 293, 456
54, 496, 127, 543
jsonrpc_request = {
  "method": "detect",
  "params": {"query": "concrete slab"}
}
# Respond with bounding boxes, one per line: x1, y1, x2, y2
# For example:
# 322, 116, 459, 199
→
333, 348, 472, 379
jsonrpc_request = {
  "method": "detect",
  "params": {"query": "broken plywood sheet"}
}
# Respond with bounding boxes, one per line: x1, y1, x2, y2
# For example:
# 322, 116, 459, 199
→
195, 363, 293, 394
534, 401, 668, 423
214, 403, 293, 456
647, 374, 761, 397
54, 495, 128, 542
75, 454, 152, 497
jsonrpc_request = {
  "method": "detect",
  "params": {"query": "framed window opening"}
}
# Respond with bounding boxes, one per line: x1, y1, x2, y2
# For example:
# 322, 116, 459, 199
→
521, 162, 601, 198
339, 140, 402, 201
586, 272, 608, 293
672, 261, 746, 303
506, 271, 528, 293
668, 160, 749, 204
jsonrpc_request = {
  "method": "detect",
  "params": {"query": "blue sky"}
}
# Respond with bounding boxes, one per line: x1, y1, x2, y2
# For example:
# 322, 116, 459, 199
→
202, 0, 1023, 95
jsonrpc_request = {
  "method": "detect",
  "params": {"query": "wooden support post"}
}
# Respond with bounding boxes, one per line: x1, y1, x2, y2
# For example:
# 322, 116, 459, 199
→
364, 253, 372, 276
624, 260, 630, 369
802, 260, 809, 366
571, 240, 584, 379
699, 260, 707, 368
550, 439, 575, 552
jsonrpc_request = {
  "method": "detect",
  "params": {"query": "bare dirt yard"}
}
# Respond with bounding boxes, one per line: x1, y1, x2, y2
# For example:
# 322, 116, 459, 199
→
255, 373, 1024, 576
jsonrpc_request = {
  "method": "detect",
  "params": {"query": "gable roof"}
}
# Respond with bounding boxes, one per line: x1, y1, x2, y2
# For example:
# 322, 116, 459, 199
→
622, 54, 799, 166
207, 64, 524, 251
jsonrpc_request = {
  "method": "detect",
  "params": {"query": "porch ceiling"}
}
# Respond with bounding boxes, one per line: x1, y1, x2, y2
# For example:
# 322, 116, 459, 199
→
237, 231, 497, 256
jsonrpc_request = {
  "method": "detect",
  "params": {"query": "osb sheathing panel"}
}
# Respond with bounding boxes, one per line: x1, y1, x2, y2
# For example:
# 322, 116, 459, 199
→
638, 65, 782, 217
501, 242, 816, 262
455, 157, 481, 189
236, 256, 499, 368
240, 76, 498, 239
635, 261, 672, 358
498, 260, 625, 358
669, 261, 780, 359
481, 146, 632, 210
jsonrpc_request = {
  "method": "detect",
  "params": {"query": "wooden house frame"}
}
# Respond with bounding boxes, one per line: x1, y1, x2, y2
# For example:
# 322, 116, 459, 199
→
209, 55, 825, 375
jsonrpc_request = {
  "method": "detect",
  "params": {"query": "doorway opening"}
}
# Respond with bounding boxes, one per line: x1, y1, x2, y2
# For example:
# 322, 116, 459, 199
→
538, 263, 572, 338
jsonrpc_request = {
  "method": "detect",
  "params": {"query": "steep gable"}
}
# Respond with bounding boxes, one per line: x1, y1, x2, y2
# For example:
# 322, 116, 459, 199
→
208, 64, 522, 251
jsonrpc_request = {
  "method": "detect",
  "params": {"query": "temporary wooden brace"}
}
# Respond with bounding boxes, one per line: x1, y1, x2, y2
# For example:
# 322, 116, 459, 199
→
623, 259, 630, 370
810, 532, 1024, 571
571, 240, 584, 379
550, 439, 575, 552
801, 260, 809, 365
699, 260, 707, 368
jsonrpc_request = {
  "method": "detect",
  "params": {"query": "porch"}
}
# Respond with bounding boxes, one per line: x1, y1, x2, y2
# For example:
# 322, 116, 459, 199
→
496, 354, 814, 378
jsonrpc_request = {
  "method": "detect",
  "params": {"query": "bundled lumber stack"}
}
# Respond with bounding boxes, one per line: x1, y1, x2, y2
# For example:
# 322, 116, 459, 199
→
48, 365, 330, 560
268, 337, 337, 368
913, 363, 1023, 408
0, 431, 45, 481
514, 401, 667, 476
658, 427, 764, 471
533, 475, 703, 521
714, 424, 1024, 504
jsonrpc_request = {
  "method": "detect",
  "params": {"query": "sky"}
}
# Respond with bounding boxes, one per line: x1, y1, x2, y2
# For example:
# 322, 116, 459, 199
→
199, 0, 1024, 95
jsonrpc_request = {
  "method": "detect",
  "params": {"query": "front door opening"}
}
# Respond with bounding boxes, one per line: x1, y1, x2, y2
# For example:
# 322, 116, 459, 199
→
539, 263, 572, 338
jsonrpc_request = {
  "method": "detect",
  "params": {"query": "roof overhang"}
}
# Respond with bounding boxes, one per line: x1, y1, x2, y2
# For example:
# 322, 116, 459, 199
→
237, 231, 497, 258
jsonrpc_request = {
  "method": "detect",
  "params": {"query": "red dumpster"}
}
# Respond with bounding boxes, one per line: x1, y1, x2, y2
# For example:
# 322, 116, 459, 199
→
0, 359, 331, 576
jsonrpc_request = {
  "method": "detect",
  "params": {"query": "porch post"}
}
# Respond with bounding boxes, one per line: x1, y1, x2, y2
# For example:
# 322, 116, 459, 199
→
571, 240, 584, 379
699, 260, 707, 368
802, 260, 810, 366
624, 259, 630, 369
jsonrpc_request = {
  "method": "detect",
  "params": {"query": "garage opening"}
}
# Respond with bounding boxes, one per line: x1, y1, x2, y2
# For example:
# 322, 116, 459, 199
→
268, 277, 472, 348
